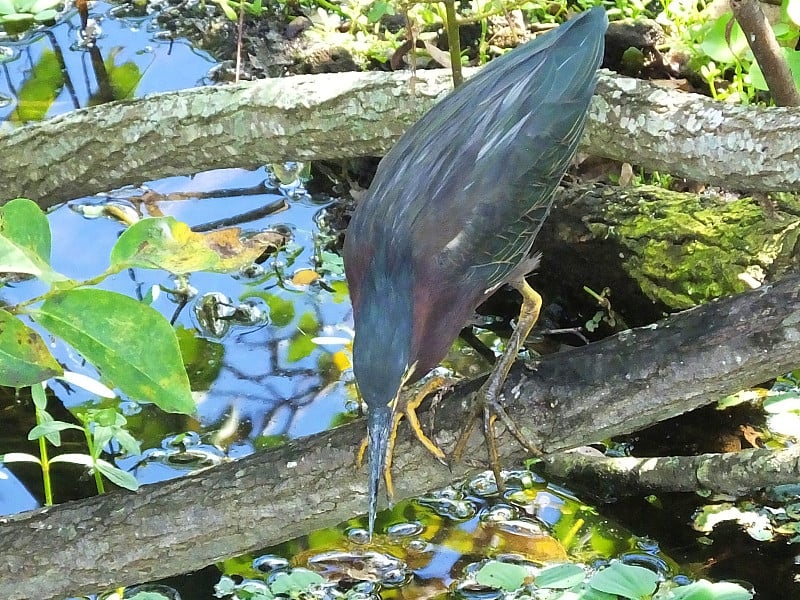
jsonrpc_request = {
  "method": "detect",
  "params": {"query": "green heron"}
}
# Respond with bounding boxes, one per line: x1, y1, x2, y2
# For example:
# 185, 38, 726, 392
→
344, 7, 607, 537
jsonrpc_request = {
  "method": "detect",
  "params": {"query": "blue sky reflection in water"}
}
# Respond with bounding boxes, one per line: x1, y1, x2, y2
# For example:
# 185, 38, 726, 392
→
0, 1, 215, 123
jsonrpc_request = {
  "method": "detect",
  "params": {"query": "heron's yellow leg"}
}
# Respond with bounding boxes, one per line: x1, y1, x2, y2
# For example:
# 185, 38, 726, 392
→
452, 278, 543, 489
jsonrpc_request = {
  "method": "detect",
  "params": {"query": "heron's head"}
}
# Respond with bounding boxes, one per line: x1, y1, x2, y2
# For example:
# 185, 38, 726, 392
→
351, 262, 416, 537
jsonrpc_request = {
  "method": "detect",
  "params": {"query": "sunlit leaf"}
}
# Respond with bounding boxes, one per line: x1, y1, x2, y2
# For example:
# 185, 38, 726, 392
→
28, 0, 60, 14
763, 390, 800, 413
58, 370, 116, 398
110, 217, 281, 275
0, 452, 41, 464
475, 561, 530, 591
0, 0, 15, 14
589, 562, 657, 599
668, 579, 753, 600
0, 309, 61, 387
787, 0, 800, 27
49, 452, 94, 466
287, 312, 319, 363
30, 289, 194, 414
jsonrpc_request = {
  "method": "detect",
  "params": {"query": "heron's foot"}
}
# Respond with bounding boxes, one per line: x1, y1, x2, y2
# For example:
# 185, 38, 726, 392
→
356, 375, 453, 499
451, 278, 544, 492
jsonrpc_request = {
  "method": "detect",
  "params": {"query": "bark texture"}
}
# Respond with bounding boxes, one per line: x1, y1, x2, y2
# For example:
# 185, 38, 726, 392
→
1, 272, 799, 600
2, 69, 800, 207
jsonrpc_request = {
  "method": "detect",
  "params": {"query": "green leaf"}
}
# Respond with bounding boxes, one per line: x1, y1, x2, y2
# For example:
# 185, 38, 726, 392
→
28, 0, 59, 13
763, 390, 800, 413
30, 289, 194, 414
10, 49, 65, 124
28, 420, 83, 440
110, 217, 275, 275
263, 293, 295, 327
668, 579, 753, 600
95, 459, 139, 490
0, 198, 51, 264
589, 562, 657, 599
0, 309, 62, 387
475, 561, 530, 591
0, 0, 15, 15
536, 563, 586, 589
700, 13, 748, 63
269, 570, 324, 594
749, 49, 800, 92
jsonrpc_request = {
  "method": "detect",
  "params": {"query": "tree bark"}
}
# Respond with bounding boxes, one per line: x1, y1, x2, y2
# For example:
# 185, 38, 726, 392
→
1, 271, 799, 600
2, 69, 800, 207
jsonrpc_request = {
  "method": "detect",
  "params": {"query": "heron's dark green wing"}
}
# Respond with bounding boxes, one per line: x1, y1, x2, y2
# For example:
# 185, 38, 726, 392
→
400, 8, 606, 290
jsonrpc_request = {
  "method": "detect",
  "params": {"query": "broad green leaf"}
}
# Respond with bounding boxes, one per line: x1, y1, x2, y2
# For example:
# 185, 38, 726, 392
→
0, 198, 51, 264
700, 13, 748, 64
0, 236, 60, 281
110, 216, 279, 274
589, 562, 657, 599
668, 579, 752, 600
0, 0, 15, 14
28, 420, 83, 440
95, 459, 139, 490
536, 564, 586, 589
31, 289, 194, 414
763, 390, 800, 413
0, 309, 61, 387
475, 561, 529, 591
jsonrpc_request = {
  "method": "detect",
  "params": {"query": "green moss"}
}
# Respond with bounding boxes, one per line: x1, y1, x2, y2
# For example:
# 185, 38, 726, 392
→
585, 187, 800, 309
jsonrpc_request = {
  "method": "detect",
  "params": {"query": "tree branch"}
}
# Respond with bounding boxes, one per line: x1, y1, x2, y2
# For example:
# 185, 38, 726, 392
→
1, 272, 799, 600
2, 69, 800, 207
539, 446, 800, 497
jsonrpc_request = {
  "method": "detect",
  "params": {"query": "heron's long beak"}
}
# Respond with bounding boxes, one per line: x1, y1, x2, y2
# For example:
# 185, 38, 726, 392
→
366, 403, 392, 539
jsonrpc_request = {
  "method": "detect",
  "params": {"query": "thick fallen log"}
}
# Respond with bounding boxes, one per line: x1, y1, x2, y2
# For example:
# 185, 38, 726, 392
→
1, 69, 800, 206
1, 272, 798, 600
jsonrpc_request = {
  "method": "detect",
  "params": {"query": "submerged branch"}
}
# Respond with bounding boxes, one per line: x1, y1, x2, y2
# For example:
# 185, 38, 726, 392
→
0, 272, 799, 600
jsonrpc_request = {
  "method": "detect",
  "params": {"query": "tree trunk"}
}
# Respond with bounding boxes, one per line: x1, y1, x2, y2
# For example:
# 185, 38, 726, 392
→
2, 69, 800, 207
1, 272, 798, 600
